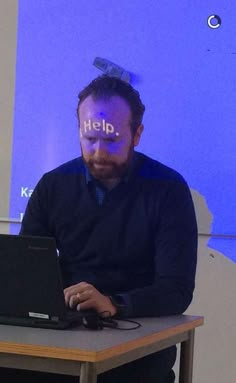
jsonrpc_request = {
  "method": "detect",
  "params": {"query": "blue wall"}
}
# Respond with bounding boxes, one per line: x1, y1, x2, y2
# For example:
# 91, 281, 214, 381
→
10, 0, 236, 260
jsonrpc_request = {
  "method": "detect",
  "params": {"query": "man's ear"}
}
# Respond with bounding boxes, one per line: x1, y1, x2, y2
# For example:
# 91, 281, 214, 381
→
133, 124, 144, 146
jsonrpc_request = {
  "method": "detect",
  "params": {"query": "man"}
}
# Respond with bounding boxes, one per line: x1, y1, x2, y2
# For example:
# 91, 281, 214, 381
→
4, 75, 197, 382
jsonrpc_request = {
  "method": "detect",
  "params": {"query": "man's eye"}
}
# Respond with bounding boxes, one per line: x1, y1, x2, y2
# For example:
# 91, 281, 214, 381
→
86, 137, 96, 142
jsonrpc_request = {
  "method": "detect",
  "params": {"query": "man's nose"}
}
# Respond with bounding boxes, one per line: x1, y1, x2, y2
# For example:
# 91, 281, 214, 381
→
94, 140, 108, 156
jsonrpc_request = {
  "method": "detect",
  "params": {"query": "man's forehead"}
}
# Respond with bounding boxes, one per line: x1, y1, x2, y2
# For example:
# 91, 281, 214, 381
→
79, 95, 131, 119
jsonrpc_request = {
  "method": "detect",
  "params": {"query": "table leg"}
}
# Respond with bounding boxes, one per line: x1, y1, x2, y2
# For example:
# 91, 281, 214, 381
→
179, 329, 195, 383
80, 362, 97, 383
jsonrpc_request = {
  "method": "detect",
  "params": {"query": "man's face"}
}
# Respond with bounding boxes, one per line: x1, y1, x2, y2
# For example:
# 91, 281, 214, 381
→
78, 95, 142, 181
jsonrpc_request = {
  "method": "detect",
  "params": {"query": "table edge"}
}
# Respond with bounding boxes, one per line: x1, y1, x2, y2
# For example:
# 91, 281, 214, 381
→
0, 315, 204, 363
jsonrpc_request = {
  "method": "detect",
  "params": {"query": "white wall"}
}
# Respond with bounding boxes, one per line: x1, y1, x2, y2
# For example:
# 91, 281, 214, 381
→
188, 239, 236, 383
0, 0, 18, 233
173, 190, 236, 382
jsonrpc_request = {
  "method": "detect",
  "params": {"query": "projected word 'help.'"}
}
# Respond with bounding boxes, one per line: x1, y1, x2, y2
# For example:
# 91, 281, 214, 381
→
80, 119, 120, 137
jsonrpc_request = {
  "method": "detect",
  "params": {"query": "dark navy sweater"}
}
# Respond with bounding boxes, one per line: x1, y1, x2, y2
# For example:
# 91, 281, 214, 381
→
20, 151, 198, 318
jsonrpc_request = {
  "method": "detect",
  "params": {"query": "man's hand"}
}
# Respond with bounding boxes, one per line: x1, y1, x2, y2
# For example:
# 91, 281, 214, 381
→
64, 282, 117, 317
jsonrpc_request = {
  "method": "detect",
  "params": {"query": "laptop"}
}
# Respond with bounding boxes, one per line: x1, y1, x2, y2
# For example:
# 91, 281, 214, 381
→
0, 233, 99, 329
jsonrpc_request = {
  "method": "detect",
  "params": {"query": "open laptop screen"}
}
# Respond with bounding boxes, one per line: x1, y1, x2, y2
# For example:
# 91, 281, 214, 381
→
0, 234, 73, 327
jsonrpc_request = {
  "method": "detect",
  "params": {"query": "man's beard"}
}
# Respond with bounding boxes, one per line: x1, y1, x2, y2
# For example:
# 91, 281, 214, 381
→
82, 145, 134, 181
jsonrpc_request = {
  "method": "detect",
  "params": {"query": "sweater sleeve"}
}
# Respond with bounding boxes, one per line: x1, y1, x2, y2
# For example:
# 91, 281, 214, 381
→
119, 180, 198, 318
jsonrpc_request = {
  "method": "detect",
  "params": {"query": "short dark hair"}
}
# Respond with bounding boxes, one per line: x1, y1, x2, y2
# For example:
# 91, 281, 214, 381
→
77, 75, 145, 134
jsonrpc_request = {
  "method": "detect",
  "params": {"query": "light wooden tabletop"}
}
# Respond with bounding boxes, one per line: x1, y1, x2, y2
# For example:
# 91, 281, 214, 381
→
0, 315, 203, 363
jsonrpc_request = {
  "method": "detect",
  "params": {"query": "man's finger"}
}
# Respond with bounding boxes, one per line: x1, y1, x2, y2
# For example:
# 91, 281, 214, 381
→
65, 291, 77, 305
64, 281, 89, 295
77, 289, 93, 302
69, 294, 80, 308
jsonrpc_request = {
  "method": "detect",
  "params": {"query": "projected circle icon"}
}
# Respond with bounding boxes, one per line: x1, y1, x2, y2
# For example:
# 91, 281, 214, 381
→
207, 15, 221, 29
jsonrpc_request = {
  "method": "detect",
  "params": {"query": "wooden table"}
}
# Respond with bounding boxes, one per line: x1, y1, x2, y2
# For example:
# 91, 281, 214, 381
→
0, 315, 203, 383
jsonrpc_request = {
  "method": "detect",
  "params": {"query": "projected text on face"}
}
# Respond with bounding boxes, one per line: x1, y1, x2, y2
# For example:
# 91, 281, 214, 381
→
80, 119, 120, 137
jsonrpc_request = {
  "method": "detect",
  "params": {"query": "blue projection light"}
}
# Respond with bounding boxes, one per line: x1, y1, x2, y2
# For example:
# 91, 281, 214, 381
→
10, 1, 236, 261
